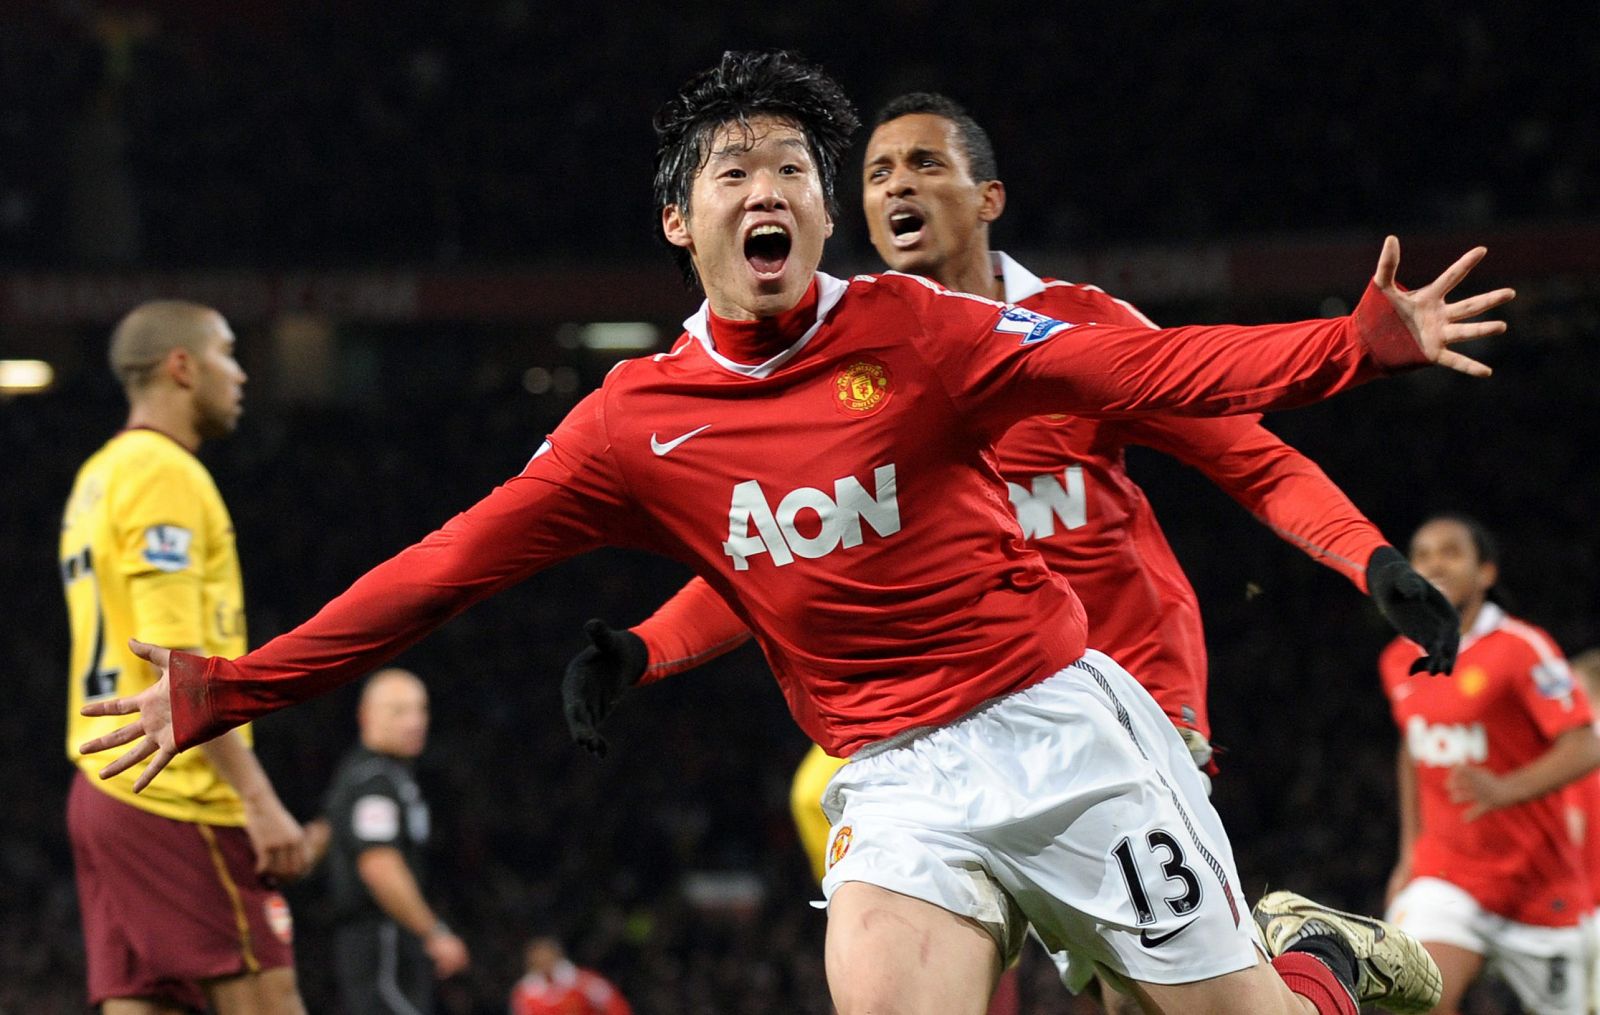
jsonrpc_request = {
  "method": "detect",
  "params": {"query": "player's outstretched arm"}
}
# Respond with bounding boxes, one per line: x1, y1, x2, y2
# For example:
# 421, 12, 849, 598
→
78, 638, 179, 793
1373, 235, 1513, 377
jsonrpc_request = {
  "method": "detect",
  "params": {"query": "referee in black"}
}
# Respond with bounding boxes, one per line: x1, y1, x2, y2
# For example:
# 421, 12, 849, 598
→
309, 669, 468, 1014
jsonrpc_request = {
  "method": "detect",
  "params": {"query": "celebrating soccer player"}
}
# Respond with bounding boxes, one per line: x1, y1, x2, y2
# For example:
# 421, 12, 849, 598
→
83, 52, 1512, 1015
561, 89, 1462, 1015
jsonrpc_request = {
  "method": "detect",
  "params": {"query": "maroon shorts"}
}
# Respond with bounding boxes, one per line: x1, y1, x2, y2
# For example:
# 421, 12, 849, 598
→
68, 773, 296, 1009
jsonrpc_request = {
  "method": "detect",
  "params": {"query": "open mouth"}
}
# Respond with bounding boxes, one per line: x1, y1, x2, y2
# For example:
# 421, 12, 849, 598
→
745, 224, 792, 276
888, 210, 925, 247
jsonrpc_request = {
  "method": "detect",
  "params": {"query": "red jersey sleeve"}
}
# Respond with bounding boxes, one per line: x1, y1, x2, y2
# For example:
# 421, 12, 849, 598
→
902, 277, 1424, 440
1118, 413, 1387, 591
1504, 624, 1595, 740
631, 576, 752, 685
169, 389, 634, 749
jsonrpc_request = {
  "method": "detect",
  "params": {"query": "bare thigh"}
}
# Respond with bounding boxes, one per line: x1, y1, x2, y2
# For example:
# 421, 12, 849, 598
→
204, 965, 306, 1015
826, 881, 1000, 1015
1421, 941, 1483, 1015
1131, 952, 1315, 1015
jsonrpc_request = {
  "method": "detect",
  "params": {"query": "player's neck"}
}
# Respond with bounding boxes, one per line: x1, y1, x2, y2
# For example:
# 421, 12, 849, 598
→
1457, 596, 1487, 634
706, 277, 820, 365
125, 398, 201, 453
931, 247, 1004, 303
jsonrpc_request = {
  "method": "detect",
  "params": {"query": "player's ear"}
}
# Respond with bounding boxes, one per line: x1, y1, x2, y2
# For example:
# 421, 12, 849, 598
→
1480, 559, 1500, 591
978, 180, 1006, 225
662, 204, 693, 250
823, 206, 834, 239
163, 347, 196, 388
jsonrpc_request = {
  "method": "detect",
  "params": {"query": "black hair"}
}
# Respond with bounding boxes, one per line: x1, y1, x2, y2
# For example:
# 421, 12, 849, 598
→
653, 51, 860, 288
872, 91, 999, 182
1417, 511, 1511, 606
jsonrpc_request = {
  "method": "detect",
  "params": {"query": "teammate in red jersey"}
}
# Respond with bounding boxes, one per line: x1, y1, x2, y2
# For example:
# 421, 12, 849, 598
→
83, 52, 1510, 1015
1382, 515, 1600, 1014
564, 91, 1448, 1015
1571, 647, 1600, 1015
509, 936, 631, 1015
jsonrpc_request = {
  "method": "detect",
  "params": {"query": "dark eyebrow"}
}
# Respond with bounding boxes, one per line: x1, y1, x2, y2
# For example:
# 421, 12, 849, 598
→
710, 136, 811, 161
866, 145, 945, 169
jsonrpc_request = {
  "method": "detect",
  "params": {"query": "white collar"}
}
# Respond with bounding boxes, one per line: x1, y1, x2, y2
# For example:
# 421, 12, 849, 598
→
991, 250, 1046, 303
1461, 601, 1506, 652
521, 960, 578, 991
681, 272, 850, 379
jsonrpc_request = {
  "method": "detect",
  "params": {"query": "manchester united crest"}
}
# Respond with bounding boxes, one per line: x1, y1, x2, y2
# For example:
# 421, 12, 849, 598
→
828, 825, 853, 869
834, 359, 891, 417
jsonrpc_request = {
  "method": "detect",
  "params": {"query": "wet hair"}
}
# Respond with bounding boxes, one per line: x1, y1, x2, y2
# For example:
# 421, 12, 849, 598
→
1416, 511, 1510, 606
653, 50, 860, 287
873, 92, 998, 182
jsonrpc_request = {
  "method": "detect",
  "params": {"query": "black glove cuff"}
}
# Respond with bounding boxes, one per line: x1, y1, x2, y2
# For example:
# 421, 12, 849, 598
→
1366, 544, 1407, 594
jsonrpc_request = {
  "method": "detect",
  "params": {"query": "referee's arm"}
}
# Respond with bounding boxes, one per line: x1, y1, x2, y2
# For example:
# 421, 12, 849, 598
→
357, 848, 469, 977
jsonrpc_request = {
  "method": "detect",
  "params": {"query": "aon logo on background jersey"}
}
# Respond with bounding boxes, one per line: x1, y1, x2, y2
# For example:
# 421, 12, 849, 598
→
723, 464, 900, 571
1007, 466, 1086, 539
1407, 716, 1488, 767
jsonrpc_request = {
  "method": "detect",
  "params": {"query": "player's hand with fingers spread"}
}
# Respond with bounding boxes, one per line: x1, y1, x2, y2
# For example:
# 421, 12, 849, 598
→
1373, 234, 1515, 378
78, 638, 180, 792
1446, 764, 1515, 821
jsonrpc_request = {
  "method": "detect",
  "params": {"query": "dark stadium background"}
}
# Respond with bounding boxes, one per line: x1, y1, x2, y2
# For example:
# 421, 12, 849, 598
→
2, 2, 1596, 1012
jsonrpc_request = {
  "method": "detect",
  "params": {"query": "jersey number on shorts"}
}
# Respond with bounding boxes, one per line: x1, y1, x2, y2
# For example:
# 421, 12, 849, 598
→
1112, 830, 1203, 924
62, 548, 120, 700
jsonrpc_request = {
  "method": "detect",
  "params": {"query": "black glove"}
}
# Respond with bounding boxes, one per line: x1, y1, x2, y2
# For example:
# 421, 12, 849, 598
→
1366, 545, 1460, 675
562, 619, 648, 756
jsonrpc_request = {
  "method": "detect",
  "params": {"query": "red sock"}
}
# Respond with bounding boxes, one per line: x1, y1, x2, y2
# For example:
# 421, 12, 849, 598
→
1273, 951, 1358, 1015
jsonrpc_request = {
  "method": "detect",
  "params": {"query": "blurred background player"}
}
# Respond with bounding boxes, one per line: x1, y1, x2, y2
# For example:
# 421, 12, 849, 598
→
1383, 514, 1600, 1014
1568, 647, 1600, 1015
308, 668, 469, 1015
509, 936, 631, 1015
563, 90, 1460, 1012
62, 300, 309, 1014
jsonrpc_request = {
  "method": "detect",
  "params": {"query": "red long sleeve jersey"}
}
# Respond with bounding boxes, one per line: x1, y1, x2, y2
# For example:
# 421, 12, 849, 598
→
636, 255, 1389, 738
172, 269, 1420, 757
1382, 603, 1593, 926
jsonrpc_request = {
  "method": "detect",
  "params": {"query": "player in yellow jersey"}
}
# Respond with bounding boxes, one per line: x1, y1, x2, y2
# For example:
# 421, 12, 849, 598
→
62, 300, 310, 1014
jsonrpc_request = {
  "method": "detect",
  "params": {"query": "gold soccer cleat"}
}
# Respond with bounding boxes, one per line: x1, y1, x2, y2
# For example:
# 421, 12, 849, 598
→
1253, 890, 1442, 1015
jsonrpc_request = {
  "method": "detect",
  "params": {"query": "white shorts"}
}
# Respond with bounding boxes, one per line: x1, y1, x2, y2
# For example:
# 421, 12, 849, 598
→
818, 650, 1257, 989
1388, 876, 1595, 1015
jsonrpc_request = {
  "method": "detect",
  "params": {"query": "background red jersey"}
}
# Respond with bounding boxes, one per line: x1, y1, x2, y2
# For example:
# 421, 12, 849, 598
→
510, 963, 630, 1015
1382, 603, 1593, 926
171, 271, 1421, 756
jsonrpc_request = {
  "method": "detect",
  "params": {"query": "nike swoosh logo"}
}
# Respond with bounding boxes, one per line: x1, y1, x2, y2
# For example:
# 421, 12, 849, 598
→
1139, 920, 1197, 948
650, 425, 712, 456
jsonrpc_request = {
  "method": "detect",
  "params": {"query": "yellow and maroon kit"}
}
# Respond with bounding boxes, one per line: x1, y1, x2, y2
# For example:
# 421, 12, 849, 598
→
62, 428, 290, 1007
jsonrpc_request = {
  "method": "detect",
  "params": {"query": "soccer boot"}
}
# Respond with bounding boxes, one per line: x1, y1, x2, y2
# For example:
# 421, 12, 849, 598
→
1253, 889, 1442, 1014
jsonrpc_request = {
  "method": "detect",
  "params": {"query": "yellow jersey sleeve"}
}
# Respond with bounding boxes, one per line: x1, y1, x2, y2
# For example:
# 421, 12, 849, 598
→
63, 430, 250, 825
110, 455, 209, 648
